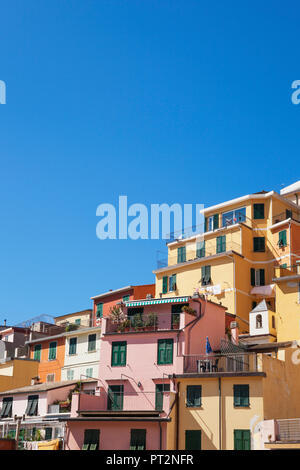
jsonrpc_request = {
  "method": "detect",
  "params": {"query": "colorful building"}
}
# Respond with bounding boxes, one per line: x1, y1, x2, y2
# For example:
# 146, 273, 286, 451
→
54, 309, 93, 329
64, 295, 228, 450
154, 185, 300, 332
0, 358, 39, 393
27, 333, 66, 383
91, 284, 155, 327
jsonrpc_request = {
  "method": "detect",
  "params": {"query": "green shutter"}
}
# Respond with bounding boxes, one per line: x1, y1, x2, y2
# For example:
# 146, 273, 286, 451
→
88, 334, 96, 352
213, 214, 219, 230
205, 217, 208, 232
96, 303, 103, 318
279, 230, 287, 247
162, 276, 168, 294
83, 429, 100, 450
48, 342, 57, 360
107, 385, 123, 410
186, 386, 202, 407
177, 246, 186, 263
234, 385, 249, 407
157, 339, 173, 365
130, 429, 146, 450
253, 237, 265, 252
69, 337, 77, 355
196, 240, 205, 258
259, 269, 265, 286
111, 342, 127, 367
250, 268, 255, 286
34, 344, 41, 361
234, 430, 251, 450
217, 236, 226, 253
185, 430, 201, 450
253, 204, 264, 219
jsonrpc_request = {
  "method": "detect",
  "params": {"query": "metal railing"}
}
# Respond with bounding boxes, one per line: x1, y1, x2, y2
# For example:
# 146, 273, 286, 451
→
276, 419, 300, 441
272, 210, 300, 225
105, 313, 182, 334
274, 264, 300, 278
183, 353, 258, 374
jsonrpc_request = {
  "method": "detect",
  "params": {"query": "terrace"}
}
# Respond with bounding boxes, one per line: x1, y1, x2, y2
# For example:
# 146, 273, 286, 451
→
183, 352, 261, 374
273, 263, 300, 281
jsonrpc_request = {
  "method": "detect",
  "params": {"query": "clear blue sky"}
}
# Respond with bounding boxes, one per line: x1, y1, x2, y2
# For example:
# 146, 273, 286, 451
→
0, 1, 299, 323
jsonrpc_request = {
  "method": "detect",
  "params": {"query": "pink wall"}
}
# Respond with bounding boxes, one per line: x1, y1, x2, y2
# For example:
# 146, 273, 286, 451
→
65, 420, 167, 450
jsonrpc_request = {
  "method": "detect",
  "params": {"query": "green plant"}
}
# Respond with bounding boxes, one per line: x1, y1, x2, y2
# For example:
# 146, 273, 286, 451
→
65, 323, 79, 332
109, 305, 127, 326
181, 306, 197, 316
145, 313, 158, 328
131, 314, 144, 330
117, 319, 130, 332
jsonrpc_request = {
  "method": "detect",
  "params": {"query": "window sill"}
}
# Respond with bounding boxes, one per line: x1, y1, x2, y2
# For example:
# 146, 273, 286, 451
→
186, 405, 203, 409
233, 405, 250, 409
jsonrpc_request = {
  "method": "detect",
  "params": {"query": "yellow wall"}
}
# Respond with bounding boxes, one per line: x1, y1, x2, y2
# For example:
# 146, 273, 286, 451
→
0, 359, 39, 392
275, 280, 300, 342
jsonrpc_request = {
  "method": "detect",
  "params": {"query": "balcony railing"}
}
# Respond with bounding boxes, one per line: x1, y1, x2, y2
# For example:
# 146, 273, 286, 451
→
105, 313, 183, 334
183, 353, 259, 374
274, 264, 300, 279
276, 419, 300, 441
272, 210, 300, 225
157, 240, 242, 269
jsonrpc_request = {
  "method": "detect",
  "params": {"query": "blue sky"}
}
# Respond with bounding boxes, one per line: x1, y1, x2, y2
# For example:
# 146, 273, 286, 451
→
0, 1, 299, 323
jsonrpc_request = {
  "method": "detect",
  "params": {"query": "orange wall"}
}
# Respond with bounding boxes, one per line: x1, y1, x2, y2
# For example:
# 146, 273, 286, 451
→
30, 336, 65, 383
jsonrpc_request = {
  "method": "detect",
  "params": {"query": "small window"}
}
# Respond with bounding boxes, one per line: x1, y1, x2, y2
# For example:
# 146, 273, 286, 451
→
96, 303, 103, 318
253, 203, 264, 220
123, 295, 130, 302
48, 342, 57, 361
107, 385, 124, 411
0, 397, 13, 418
130, 429, 146, 450
196, 240, 205, 258
234, 385, 250, 407
253, 237, 265, 252
216, 236, 226, 254
186, 385, 202, 407
75, 318, 81, 325
157, 339, 173, 365
47, 374, 55, 382
278, 230, 287, 247
33, 344, 41, 361
201, 266, 211, 286
67, 369, 74, 380
25, 395, 39, 416
82, 429, 100, 450
88, 334, 97, 352
177, 246, 186, 263
45, 428, 53, 440
69, 337, 77, 355
162, 276, 168, 294
86, 368, 93, 378
234, 430, 251, 450
111, 342, 127, 367
185, 430, 201, 450
256, 314, 263, 329
251, 268, 265, 286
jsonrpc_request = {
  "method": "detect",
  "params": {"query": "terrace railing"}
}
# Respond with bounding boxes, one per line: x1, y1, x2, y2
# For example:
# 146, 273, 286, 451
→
183, 353, 259, 374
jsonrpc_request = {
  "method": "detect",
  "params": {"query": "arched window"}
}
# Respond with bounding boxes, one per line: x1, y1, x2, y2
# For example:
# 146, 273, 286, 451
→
256, 314, 263, 329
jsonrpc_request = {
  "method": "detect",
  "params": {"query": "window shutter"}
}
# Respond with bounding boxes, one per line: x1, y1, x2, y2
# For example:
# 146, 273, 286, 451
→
49, 342, 57, 360
213, 214, 219, 230
162, 276, 168, 294
185, 430, 201, 450
34, 344, 41, 361
259, 269, 265, 286
69, 337, 77, 355
234, 430, 243, 450
242, 430, 251, 450
88, 334, 96, 351
250, 268, 255, 286
205, 217, 208, 232
196, 240, 205, 258
96, 303, 103, 318
279, 230, 287, 247
253, 204, 264, 219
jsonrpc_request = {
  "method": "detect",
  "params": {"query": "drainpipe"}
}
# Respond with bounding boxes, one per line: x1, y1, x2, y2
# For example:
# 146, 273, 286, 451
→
176, 381, 180, 450
219, 377, 222, 450
176, 299, 204, 356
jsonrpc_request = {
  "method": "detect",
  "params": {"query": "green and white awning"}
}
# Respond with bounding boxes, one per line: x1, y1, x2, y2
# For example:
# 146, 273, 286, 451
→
125, 297, 190, 307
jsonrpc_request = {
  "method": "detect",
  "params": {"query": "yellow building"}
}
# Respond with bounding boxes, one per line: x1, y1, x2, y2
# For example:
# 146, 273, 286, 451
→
154, 184, 300, 333
0, 358, 39, 392
54, 309, 92, 329
166, 345, 300, 450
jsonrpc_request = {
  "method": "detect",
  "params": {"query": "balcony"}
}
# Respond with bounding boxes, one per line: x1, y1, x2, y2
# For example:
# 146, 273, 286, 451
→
276, 419, 300, 442
71, 390, 171, 417
183, 353, 260, 374
104, 312, 184, 334
272, 210, 300, 225
157, 240, 242, 269
273, 264, 300, 280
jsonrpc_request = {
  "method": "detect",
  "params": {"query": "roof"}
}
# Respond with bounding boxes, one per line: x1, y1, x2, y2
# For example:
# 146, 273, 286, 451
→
250, 300, 269, 313
91, 286, 133, 300
246, 341, 294, 351
26, 325, 101, 345
0, 378, 96, 396
54, 309, 92, 320
280, 181, 300, 196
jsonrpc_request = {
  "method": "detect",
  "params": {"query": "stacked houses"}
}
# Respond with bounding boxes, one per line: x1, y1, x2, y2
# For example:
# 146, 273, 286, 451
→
1, 181, 300, 450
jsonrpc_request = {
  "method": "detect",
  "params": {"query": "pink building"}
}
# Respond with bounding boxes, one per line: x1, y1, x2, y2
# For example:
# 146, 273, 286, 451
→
65, 294, 228, 450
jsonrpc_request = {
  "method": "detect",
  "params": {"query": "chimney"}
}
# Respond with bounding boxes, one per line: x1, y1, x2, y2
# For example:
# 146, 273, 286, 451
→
3, 319, 6, 327
230, 321, 239, 345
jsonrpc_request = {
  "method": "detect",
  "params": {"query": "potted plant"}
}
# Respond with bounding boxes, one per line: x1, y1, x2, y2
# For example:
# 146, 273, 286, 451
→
109, 305, 127, 332
172, 315, 180, 329
145, 313, 158, 330
181, 306, 197, 316
132, 314, 144, 331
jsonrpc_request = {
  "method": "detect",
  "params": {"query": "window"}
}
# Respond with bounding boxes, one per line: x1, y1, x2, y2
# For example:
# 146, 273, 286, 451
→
253, 237, 265, 252
25, 395, 39, 416
201, 265, 211, 286
256, 314, 263, 329
33, 344, 41, 361
251, 268, 265, 286
196, 240, 205, 258
75, 318, 81, 325
185, 430, 201, 450
67, 369, 74, 380
48, 342, 57, 360
82, 429, 100, 450
88, 334, 97, 352
216, 235, 226, 253
0, 397, 13, 418
222, 207, 246, 227
205, 214, 219, 232
107, 385, 124, 411
130, 429, 146, 450
234, 385, 250, 407
177, 246, 186, 263
111, 341, 127, 367
186, 385, 202, 407
162, 276, 168, 294
45, 428, 53, 440
69, 337, 77, 355
123, 295, 130, 302
272, 316, 275, 329
169, 274, 177, 292
278, 230, 287, 247
47, 374, 55, 382
96, 303, 103, 318
234, 430, 251, 450
157, 339, 173, 365
86, 368, 93, 378
253, 203, 264, 220
155, 384, 170, 411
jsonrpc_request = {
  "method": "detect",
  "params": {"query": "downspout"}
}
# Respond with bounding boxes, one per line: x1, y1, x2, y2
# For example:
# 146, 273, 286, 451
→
219, 377, 222, 450
176, 381, 180, 450
176, 299, 204, 356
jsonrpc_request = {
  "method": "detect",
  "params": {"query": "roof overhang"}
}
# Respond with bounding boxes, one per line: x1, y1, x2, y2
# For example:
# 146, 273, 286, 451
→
125, 296, 190, 307
91, 286, 133, 301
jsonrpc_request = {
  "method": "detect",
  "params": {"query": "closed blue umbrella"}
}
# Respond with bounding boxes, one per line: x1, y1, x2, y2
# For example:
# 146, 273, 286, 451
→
205, 336, 213, 354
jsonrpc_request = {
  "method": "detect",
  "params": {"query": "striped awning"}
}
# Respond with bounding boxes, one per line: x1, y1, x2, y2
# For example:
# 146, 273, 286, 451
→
125, 297, 190, 307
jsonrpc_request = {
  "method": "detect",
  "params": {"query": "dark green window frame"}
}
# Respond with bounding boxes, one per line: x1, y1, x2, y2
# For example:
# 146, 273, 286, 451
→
111, 341, 127, 367
157, 339, 173, 365
196, 240, 205, 258
75, 318, 81, 325
155, 384, 170, 411
162, 276, 168, 294
253, 204, 265, 220
48, 341, 57, 361
177, 246, 186, 263
83, 429, 100, 450
33, 344, 41, 361
130, 429, 146, 450
88, 334, 97, 352
185, 430, 202, 450
107, 385, 124, 411
25, 395, 39, 416
253, 237, 265, 252
123, 295, 130, 302
278, 230, 287, 247
186, 385, 202, 407
216, 235, 226, 253
69, 337, 77, 355
0, 397, 13, 418
233, 385, 250, 407
234, 429, 251, 450
169, 274, 177, 292
96, 303, 103, 318
250, 268, 265, 286
201, 265, 211, 286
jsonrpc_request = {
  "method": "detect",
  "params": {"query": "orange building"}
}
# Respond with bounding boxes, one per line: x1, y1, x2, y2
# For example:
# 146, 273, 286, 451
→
27, 333, 66, 383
